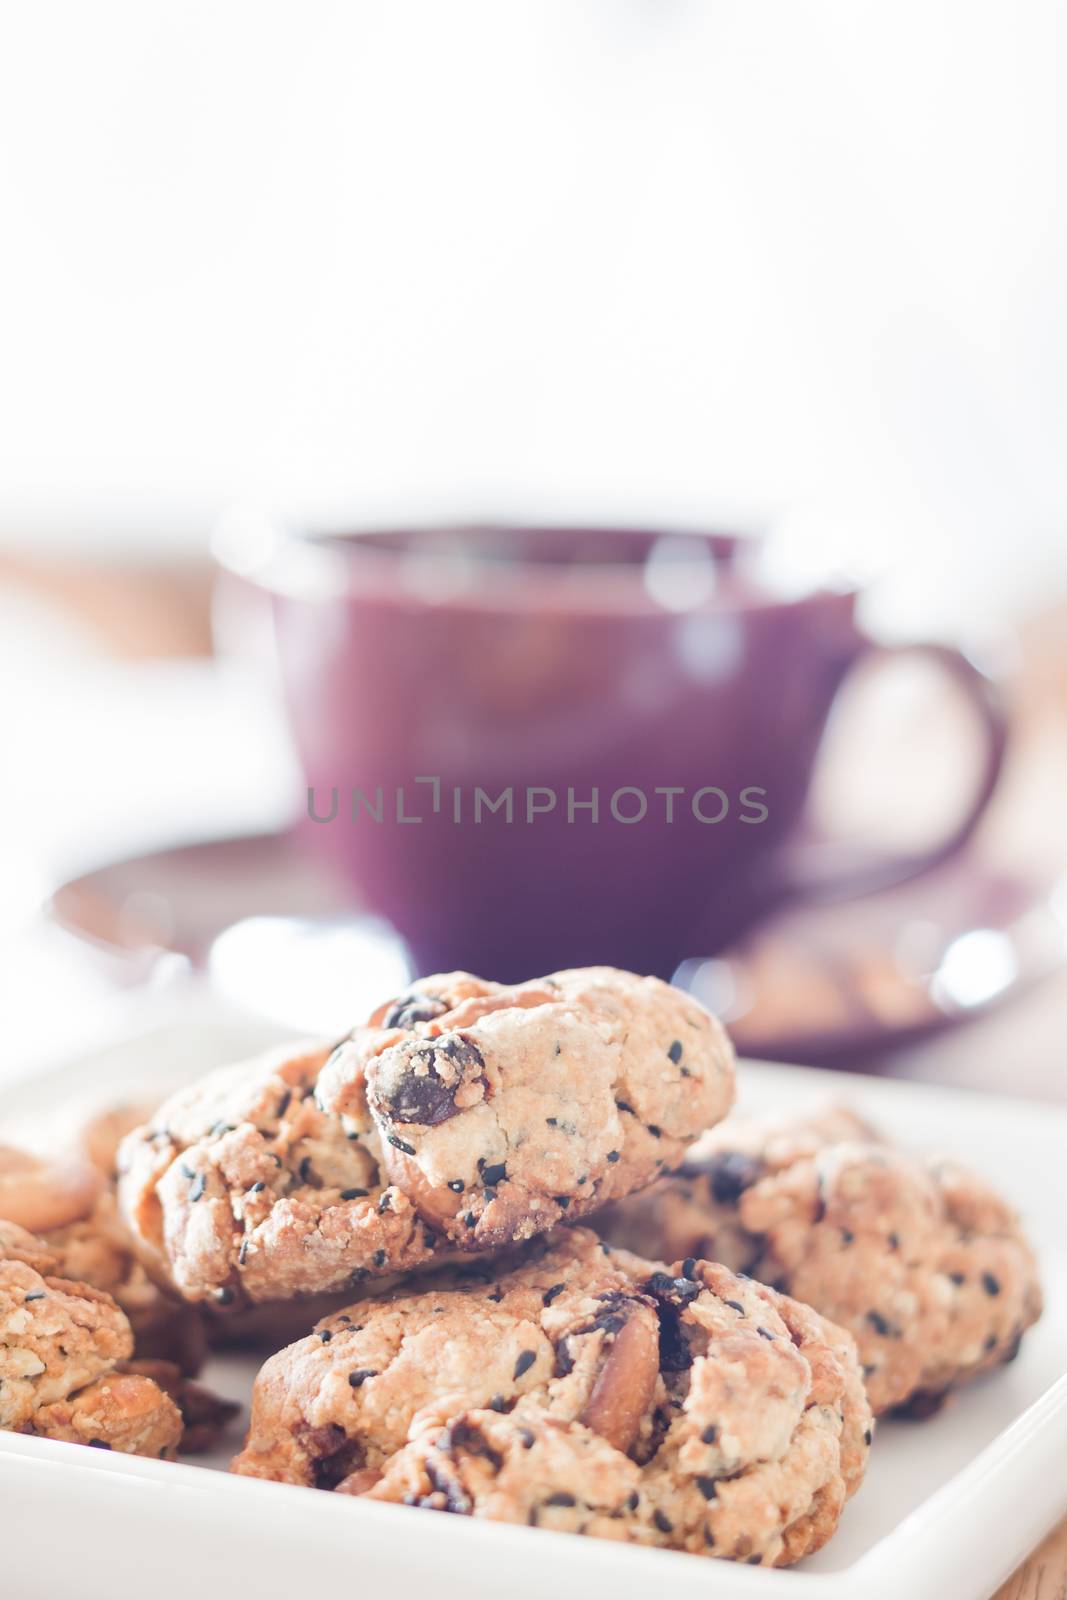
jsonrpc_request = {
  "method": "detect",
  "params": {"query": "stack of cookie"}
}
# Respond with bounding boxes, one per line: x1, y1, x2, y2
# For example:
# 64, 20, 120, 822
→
113, 966, 874, 1567
0, 966, 1043, 1571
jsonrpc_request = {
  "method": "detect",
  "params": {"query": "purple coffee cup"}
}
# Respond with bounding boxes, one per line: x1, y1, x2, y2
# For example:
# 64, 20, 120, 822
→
215, 521, 1006, 983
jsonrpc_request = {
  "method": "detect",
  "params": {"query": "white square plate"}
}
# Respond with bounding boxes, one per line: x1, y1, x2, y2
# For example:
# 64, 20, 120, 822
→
2, 1021, 1065, 1600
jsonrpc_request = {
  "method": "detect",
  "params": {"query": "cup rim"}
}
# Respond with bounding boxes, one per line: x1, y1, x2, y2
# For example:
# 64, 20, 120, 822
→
212, 509, 860, 614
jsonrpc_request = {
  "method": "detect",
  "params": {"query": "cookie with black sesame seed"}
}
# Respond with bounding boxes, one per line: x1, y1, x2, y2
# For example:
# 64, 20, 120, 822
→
117, 1038, 444, 1306
0, 1218, 182, 1458
595, 1104, 1042, 1415
230, 1227, 872, 1568
119, 968, 733, 1306
230, 1228, 661, 1486
352, 965, 734, 1250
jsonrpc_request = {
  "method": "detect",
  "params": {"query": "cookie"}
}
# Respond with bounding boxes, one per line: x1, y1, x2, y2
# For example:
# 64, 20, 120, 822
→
0, 1141, 205, 1375
596, 1104, 1043, 1415
231, 1227, 660, 1485
118, 1358, 241, 1454
118, 968, 734, 1306
0, 1142, 102, 1233
232, 1227, 871, 1567
0, 1218, 182, 1458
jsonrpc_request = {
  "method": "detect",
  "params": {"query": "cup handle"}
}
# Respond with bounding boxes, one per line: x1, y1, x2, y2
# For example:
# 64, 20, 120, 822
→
776, 640, 1008, 903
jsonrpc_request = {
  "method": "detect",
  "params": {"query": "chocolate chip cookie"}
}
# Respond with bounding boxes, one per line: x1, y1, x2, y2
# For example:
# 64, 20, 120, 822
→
596, 1104, 1043, 1415
0, 1219, 182, 1458
118, 969, 734, 1306
232, 1227, 871, 1567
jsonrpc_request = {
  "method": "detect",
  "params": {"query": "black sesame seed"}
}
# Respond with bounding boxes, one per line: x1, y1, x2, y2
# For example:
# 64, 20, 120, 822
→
340, 1188, 368, 1201
238, 1240, 249, 1265
667, 1040, 683, 1063
378, 1193, 393, 1213
647, 1124, 661, 1139
481, 1162, 507, 1187
866, 1310, 892, 1336
276, 1089, 291, 1118
696, 1476, 718, 1500
24, 1291, 45, 1302
545, 1492, 576, 1507
757, 1327, 775, 1341
447, 1179, 465, 1193
554, 1196, 571, 1209
543, 1283, 566, 1306
864, 1427, 873, 1446
653, 1509, 674, 1533
546, 1117, 558, 1127
615, 1100, 635, 1115
319, 1329, 333, 1343
388, 1134, 416, 1156
519, 1427, 535, 1449
348, 1368, 377, 1388
249, 1180, 265, 1194
87, 1438, 112, 1450
488, 1395, 507, 1412
682, 1258, 697, 1279
949, 1271, 966, 1285
189, 1173, 206, 1203
606, 1150, 620, 1164
513, 1350, 537, 1380
626, 1490, 640, 1511
464, 1212, 476, 1228
724, 1299, 744, 1314
216, 1287, 234, 1305
982, 1272, 1001, 1297
841, 1228, 855, 1245
747, 1555, 762, 1566
298, 1156, 313, 1184
888, 1232, 900, 1250
372, 1249, 386, 1267
179, 1163, 196, 1181
701, 1424, 718, 1444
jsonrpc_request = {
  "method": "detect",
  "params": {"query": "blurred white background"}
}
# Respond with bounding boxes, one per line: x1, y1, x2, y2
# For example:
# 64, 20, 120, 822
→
1, 0, 1064, 634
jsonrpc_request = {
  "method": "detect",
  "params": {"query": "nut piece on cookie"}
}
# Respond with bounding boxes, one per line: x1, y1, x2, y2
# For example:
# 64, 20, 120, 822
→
0, 1219, 182, 1458
231, 1227, 871, 1568
118, 968, 734, 1306
596, 1104, 1043, 1415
